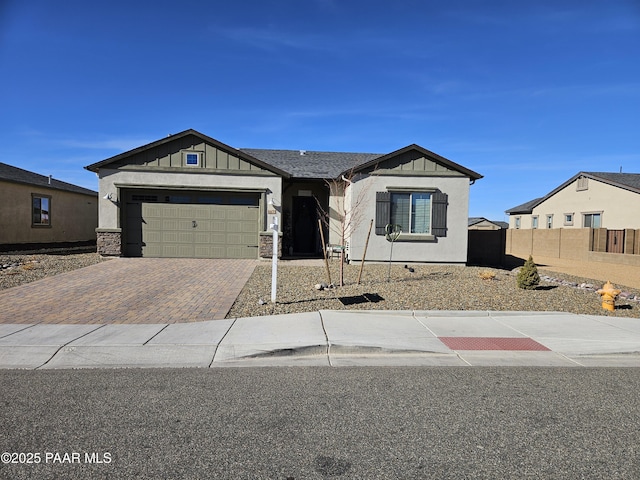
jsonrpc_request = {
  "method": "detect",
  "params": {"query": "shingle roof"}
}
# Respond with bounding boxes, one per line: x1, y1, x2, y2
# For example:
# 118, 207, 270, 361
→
468, 217, 509, 228
505, 171, 640, 215
85, 129, 482, 181
239, 149, 383, 179
583, 172, 640, 192
0, 162, 97, 196
505, 197, 544, 214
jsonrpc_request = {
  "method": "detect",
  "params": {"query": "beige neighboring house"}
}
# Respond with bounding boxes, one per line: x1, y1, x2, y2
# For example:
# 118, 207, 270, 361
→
468, 217, 508, 230
506, 172, 640, 231
85, 129, 482, 263
0, 162, 98, 250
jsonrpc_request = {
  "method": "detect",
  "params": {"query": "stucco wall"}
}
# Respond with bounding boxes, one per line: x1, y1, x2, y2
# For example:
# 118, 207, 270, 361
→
0, 180, 97, 245
97, 169, 282, 230
509, 177, 640, 229
346, 174, 471, 263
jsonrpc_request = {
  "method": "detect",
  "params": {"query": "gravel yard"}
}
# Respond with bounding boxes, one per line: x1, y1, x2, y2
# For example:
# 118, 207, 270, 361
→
0, 252, 104, 290
1, 252, 639, 319
227, 262, 640, 319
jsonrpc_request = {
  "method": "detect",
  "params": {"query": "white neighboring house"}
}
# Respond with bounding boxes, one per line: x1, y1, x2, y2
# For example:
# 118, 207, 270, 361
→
506, 172, 640, 231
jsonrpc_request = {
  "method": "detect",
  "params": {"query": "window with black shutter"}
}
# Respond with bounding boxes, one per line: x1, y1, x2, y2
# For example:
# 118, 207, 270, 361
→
374, 190, 447, 238
431, 191, 448, 237
375, 191, 391, 235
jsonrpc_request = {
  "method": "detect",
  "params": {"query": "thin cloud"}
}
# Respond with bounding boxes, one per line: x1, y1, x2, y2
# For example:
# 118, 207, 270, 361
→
215, 27, 332, 53
215, 25, 415, 58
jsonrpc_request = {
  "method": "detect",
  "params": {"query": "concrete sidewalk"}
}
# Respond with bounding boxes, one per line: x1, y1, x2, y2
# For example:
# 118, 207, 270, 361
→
1, 310, 639, 369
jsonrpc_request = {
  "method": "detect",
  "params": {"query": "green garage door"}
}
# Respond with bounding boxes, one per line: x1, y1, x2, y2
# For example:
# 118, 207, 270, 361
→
125, 192, 260, 259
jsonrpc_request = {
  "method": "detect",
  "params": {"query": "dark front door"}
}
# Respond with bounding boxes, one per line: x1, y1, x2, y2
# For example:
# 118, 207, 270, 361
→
292, 196, 318, 255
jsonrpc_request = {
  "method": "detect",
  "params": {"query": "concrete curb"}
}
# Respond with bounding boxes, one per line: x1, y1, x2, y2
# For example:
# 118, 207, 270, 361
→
1, 311, 639, 369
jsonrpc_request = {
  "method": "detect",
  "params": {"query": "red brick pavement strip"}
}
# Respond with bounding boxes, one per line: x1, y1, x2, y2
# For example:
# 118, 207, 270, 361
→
0, 258, 257, 325
438, 337, 551, 351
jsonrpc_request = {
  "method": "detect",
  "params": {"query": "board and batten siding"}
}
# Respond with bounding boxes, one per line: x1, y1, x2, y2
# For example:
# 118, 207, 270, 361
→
365, 150, 467, 176
110, 134, 271, 173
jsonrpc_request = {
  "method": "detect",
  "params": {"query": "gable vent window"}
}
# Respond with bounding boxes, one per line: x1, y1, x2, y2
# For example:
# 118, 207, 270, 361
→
182, 151, 202, 167
576, 176, 588, 191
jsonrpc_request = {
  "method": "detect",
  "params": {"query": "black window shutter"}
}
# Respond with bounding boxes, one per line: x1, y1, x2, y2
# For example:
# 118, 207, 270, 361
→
375, 191, 391, 235
432, 191, 448, 237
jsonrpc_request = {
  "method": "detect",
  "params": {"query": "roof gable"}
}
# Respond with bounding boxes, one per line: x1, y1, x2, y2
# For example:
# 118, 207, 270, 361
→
351, 144, 483, 180
85, 129, 290, 177
469, 217, 509, 229
85, 131, 483, 182
505, 171, 640, 215
0, 162, 97, 196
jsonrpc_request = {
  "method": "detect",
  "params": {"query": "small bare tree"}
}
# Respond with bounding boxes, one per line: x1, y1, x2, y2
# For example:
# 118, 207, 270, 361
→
318, 167, 374, 286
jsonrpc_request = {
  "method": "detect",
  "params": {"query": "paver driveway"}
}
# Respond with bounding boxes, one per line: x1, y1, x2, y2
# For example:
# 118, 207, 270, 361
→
0, 258, 257, 324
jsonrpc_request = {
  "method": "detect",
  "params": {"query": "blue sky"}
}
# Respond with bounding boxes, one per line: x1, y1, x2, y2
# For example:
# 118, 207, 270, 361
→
1, 0, 639, 222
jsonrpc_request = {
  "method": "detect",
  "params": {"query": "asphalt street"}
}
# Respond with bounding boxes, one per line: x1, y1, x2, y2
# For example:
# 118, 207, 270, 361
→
1, 367, 639, 479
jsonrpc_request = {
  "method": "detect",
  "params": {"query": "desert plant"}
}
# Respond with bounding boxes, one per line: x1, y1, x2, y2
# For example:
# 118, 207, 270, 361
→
517, 255, 540, 289
479, 270, 496, 281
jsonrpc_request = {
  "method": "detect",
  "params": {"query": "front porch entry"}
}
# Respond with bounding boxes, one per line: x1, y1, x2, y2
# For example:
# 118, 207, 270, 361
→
292, 196, 319, 255
281, 181, 329, 258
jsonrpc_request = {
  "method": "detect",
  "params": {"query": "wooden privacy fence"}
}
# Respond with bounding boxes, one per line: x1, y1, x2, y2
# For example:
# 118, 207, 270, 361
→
585, 228, 640, 254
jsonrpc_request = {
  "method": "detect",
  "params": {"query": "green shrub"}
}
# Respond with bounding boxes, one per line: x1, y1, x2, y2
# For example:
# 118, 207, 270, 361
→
517, 255, 540, 289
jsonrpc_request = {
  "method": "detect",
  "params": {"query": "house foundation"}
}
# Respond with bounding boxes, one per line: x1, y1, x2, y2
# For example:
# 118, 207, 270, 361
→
259, 232, 282, 259
96, 229, 122, 256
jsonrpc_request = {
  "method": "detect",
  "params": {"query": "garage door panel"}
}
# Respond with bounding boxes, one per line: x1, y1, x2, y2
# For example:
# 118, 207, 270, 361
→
196, 220, 212, 230
145, 218, 163, 229
146, 231, 162, 243
143, 244, 162, 257
241, 233, 258, 244
227, 221, 243, 233
128, 194, 259, 258
212, 221, 227, 231
227, 233, 244, 244
162, 219, 192, 230
242, 208, 259, 220
178, 206, 195, 218
144, 205, 164, 218
194, 233, 211, 244
228, 245, 258, 259
212, 210, 226, 220
192, 207, 211, 219
211, 233, 226, 244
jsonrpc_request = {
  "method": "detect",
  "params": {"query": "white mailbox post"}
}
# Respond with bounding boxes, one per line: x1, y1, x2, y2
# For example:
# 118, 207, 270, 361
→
269, 215, 278, 303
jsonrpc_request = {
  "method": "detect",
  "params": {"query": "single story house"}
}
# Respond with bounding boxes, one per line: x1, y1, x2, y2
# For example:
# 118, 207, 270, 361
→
85, 129, 482, 263
468, 217, 509, 230
506, 171, 640, 230
0, 162, 98, 250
